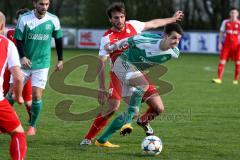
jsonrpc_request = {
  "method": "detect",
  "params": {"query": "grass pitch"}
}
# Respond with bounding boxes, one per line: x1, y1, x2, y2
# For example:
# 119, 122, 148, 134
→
0, 49, 239, 160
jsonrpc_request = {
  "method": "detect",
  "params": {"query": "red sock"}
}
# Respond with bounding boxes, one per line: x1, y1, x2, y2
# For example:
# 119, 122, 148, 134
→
234, 63, 240, 80
10, 132, 27, 160
140, 107, 157, 123
25, 105, 31, 122
217, 63, 225, 79
85, 113, 111, 140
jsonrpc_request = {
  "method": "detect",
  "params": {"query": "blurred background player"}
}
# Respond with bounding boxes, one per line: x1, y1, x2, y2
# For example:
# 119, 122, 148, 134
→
80, 2, 184, 146
95, 23, 183, 147
4, 8, 32, 123
212, 7, 240, 84
0, 11, 27, 160
13, 0, 63, 136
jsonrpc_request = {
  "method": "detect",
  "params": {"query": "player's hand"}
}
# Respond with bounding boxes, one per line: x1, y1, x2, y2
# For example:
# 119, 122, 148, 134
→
218, 42, 222, 51
98, 89, 108, 105
21, 57, 32, 69
12, 94, 24, 105
55, 60, 63, 71
173, 11, 184, 22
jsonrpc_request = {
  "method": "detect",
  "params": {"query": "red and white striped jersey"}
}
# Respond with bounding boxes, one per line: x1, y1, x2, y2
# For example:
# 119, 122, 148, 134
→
220, 19, 240, 44
99, 20, 145, 63
0, 35, 21, 100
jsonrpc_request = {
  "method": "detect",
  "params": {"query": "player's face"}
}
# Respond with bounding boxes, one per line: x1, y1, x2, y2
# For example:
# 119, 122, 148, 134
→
165, 31, 182, 48
230, 9, 239, 21
109, 11, 126, 31
35, 0, 49, 16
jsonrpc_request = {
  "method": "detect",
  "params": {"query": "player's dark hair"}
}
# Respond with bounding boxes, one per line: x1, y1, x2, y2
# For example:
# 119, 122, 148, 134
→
164, 23, 183, 35
16, 8, 30, 19
32, 0, 50, 4
106, 2, 126, 18
230, 6, 239, 12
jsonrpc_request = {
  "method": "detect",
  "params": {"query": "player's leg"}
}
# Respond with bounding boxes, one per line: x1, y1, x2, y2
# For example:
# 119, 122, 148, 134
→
233, 60, 240, 84
212, 46, 229, 84
81, 99, 121, 145
138, 92, 164, 135
6, 68, 30, 105
22, 78, 32, 123
10, 125, 27, 160
96, 74, 149, 145
27, 68, 48, 136
27, 86, 43, 135
233, 46, 240, 84
0, 99, 27, 160
80, 72, 122, 145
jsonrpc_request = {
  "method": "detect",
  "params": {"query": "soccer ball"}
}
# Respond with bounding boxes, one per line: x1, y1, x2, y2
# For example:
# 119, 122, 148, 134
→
141, 135, 163, 155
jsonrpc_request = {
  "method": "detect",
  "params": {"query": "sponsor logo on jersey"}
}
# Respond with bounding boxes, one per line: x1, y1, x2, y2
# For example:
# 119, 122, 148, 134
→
28, 33, 49, 40
45, 24, 52, 30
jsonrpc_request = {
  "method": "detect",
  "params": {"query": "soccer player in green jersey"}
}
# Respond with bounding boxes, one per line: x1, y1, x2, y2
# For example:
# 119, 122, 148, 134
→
13, 0, 63, 136
95, 23, 183, 147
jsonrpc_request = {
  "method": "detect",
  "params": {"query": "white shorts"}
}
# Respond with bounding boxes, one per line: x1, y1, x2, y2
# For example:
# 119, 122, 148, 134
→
10, 68, 49, 89
112, 57, 143, 97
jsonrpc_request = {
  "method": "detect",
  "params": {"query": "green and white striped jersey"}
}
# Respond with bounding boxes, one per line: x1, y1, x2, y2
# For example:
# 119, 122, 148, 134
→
14, 10, 62, 69
120, 33, 180, 70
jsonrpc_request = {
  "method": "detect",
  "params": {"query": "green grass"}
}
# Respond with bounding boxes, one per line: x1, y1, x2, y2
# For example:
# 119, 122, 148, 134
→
1, 49, 240, 160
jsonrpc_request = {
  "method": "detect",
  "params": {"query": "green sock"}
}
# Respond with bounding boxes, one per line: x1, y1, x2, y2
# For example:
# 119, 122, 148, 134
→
30, 99, 42, 127
6, 92, 15, 105
98, 88, 144, 143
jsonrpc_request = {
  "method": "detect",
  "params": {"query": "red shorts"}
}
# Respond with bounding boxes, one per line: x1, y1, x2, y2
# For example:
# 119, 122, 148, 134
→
0, 99, 21, 133
3, 69, 32, 101
108, 71, 158, 101
220, 43, 240, 61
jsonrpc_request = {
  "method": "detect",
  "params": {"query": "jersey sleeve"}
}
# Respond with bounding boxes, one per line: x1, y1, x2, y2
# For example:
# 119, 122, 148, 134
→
132, 34, 180, 58
128, 20, 145, 33
52, 17, 63, 39
7, 40, 21, 68
14, 17, 25, 40
220, 20, 227, 32
132, 34, 161, 50
99, 36, 110, 57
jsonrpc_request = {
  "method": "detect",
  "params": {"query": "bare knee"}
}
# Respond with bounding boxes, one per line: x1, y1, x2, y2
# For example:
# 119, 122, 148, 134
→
146, 95, 164, 114
104, 99, 120, 116
155, 105, 164, 114
32, 87, 42, 101
220, 60, 226, 64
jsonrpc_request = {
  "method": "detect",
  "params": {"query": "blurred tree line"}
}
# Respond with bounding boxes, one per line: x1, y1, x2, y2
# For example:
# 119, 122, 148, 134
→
0, 0, 239, 30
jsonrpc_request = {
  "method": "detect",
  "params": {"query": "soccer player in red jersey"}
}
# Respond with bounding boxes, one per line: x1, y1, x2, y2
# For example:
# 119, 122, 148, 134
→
0, 11, 27, 160
212, 7, 240, 84
80, 2, 184, 146
4, 8, 32, 123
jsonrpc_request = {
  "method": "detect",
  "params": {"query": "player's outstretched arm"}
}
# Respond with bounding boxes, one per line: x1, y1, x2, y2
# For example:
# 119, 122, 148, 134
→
10, 66, 24, 104
143, 11, 184, 31
106, 37, 129, 52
